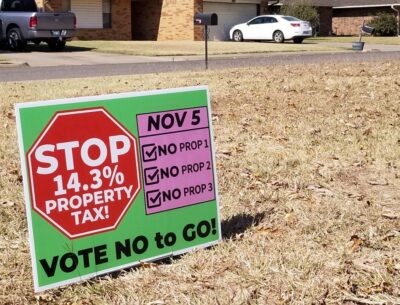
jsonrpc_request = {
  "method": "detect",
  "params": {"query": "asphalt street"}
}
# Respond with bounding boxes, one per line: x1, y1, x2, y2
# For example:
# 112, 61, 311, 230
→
1, 51, 400, 82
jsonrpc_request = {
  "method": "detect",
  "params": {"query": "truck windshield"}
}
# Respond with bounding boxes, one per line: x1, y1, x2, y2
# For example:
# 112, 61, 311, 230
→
1, 0, 37, 12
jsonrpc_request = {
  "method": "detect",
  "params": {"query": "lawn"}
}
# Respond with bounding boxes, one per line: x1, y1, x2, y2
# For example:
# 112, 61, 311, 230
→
310, 36, 400, 45
1, 61, 399, 304
68, 40, 346, 56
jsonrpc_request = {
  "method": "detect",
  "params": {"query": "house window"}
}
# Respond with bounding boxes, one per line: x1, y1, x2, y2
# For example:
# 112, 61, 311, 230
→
102, 0, 111, 28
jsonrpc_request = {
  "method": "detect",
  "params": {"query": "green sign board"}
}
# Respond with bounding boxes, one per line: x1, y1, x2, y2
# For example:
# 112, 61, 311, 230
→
16, 86, 221, 292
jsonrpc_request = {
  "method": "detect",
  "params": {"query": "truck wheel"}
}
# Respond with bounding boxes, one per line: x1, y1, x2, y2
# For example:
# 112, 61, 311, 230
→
47, 39, 66, 51
7, 28, 27, 51
0, 39, 6, 49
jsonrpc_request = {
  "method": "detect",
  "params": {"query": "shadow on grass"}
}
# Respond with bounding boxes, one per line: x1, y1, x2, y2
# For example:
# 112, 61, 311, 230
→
26, 43, 94, 53
257, 40, 318, 44
54, 211, 270, 291
221, 211, 268, 239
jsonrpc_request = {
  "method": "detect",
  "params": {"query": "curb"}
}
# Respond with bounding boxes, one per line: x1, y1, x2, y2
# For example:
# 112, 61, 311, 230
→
0, 61, 30, 68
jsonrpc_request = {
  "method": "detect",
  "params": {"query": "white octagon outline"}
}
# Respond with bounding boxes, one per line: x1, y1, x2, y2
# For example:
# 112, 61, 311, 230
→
27, 108, 141, 239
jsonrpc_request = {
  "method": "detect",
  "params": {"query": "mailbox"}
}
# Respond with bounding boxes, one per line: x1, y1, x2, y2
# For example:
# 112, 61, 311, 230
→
362, 25, 375, 35
194, 13, 218, 26
194, 13, 218, 70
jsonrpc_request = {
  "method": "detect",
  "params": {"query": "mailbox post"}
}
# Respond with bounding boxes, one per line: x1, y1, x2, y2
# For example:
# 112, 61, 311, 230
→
194, 13, 218, 69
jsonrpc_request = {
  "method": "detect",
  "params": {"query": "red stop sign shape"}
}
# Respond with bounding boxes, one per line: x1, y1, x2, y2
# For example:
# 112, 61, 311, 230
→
27, 108, 141, 239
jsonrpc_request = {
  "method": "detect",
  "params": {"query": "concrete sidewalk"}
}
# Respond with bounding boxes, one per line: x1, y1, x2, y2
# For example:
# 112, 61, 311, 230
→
0, 41, 399, 68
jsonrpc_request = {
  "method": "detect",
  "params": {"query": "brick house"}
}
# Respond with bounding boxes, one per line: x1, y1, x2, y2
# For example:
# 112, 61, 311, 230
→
332, 0, 400, 36
267, 0, 400, 36
36, 0, 204, 40
36, 0, 263, 41
36, 0, 400, 40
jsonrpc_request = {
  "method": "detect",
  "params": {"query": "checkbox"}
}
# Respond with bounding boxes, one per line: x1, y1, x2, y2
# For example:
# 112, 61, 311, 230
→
144, 167, 159, 185
146, 190, 162, 208
142, 144, 157, 162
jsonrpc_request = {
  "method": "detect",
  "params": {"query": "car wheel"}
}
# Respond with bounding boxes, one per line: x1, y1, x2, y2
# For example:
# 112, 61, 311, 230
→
47, 39, 66, 51
7, 28, 27, 51
273, 30, 285, 43
293, 38, 304, 44
233, 30, 243, 42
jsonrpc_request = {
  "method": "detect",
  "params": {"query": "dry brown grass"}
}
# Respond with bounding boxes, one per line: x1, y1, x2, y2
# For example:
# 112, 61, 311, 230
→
0, 60, 399, 305
311, 37, 400, 45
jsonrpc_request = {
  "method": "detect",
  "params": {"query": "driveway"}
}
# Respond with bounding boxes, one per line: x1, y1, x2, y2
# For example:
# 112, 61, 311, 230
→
1, 41, 399, 68
0, 50, 172, 67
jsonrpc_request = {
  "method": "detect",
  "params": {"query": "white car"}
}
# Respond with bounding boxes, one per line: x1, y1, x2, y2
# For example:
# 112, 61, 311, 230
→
229, 15, 312, 43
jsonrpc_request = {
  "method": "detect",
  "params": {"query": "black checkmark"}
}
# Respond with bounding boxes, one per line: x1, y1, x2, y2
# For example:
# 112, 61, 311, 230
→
142, 144, 157, 162
146, 146, 157, 157
144, 167, 159, 185
146, 190, 162, 208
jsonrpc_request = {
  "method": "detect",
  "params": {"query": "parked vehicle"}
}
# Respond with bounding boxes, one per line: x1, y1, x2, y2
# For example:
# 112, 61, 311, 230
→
230, 15, 312, 43
0, 0, 75, 51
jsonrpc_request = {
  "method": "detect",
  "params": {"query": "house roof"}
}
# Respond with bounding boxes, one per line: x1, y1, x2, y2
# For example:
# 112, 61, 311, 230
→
268, 0, 333, 6
333, 0, 400, 8
269, 0, 400, 8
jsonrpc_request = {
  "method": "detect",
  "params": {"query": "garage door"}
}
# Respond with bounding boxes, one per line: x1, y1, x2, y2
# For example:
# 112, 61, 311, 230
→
71, 0, 102, 29
203, 2, 258, 41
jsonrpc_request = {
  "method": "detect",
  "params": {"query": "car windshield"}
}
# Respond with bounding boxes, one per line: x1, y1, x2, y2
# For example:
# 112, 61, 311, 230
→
282, 16, 301, 21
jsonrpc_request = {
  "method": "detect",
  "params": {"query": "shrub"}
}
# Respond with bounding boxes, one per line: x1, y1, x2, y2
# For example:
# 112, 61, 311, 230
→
280, 0, 320, 30
368, 13, 397, 36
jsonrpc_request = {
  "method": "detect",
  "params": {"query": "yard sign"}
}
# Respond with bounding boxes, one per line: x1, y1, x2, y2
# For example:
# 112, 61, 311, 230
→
16, 86, 221, 292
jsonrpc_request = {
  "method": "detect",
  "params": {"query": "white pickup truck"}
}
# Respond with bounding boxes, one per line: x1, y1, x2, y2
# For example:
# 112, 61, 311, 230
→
0, 0, 75, 51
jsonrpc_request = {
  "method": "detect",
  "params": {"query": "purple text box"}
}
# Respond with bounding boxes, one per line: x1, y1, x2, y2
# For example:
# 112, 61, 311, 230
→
137, 106, 216, 215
